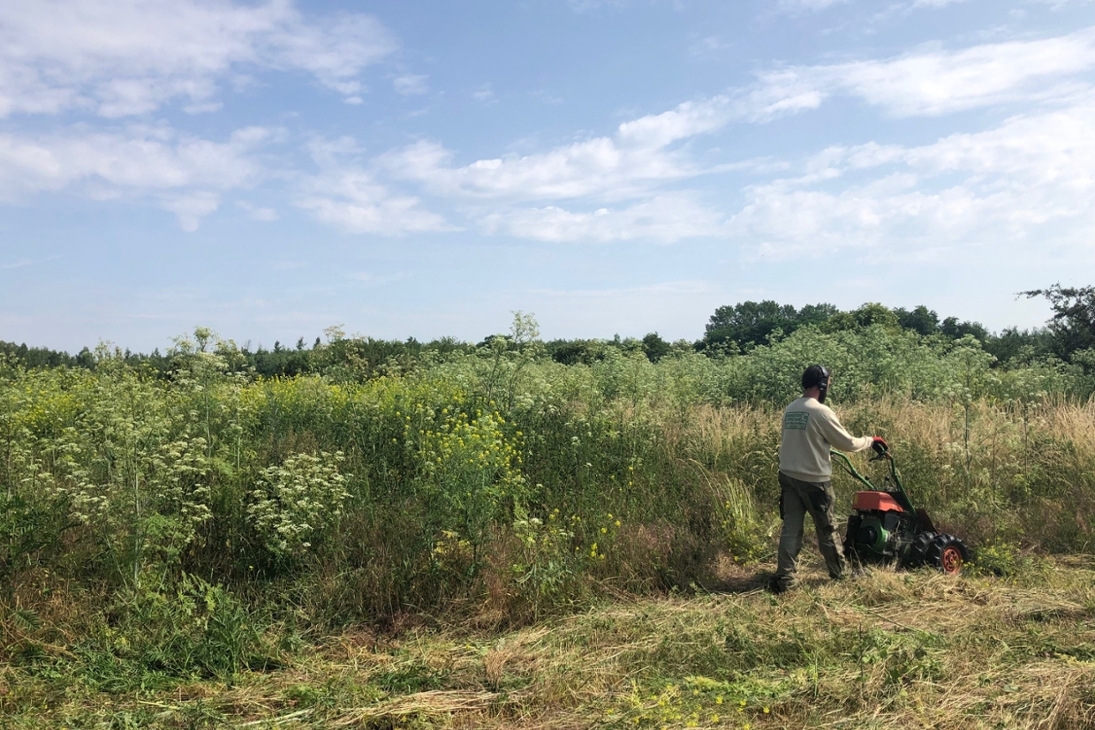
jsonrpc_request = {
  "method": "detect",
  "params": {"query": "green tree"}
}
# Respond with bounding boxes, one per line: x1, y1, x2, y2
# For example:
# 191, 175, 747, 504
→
798, 303, 840, 326
823, 303, 900, 332
893, 305, 940, 336
983, 327, 1055, 366
641, 332, 671, 362
703, 301, 837, 351
1022, 284, 1095, 362
545, 339, 604, 365
940, 316, 988, 342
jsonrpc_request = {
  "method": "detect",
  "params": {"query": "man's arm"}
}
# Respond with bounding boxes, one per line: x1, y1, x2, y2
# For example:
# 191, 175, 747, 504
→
817, 408, 872, 452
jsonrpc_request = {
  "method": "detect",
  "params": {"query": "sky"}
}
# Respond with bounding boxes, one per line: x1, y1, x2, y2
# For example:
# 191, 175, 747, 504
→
1, 0, 1094, 352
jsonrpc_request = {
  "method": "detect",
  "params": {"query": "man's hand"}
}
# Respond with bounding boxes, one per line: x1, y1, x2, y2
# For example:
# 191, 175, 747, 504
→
871, 436, 888, 455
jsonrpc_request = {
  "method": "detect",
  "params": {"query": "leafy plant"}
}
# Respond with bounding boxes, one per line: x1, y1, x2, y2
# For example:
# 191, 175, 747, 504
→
247, 451, 349, 557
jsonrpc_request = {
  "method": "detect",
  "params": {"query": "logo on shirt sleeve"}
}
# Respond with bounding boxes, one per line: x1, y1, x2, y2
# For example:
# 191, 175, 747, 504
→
783, 412, 809, 431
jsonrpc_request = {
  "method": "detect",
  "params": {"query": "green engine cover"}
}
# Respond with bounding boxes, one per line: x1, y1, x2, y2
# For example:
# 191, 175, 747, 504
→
855, 515, 890, 555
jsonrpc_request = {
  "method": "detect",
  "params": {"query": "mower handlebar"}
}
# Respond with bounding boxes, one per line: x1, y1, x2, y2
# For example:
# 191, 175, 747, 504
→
831, 445, 911, 509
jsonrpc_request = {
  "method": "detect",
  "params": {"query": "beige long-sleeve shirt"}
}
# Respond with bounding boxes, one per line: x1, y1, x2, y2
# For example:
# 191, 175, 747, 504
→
778, 396, 871, 483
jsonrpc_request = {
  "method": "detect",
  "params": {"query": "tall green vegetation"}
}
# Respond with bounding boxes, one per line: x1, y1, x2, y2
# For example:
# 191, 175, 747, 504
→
2, 296, 1095, 692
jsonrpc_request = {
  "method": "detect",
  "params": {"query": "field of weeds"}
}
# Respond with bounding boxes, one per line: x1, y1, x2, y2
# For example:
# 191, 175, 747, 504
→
2, 322, 1095, 727
4, 556, 1094, 728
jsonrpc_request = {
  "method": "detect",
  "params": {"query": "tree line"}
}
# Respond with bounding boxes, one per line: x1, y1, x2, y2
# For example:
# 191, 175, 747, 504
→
3, 284, 1093, 376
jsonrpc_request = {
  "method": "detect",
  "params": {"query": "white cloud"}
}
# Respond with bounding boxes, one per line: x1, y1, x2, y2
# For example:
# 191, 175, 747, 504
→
623, 29, 1095, 129
12, 15, 1080, 245
374, 96, 744, 242
0, 0, 397, 117
296, 171, 453, 235
162, 191, 221, 232
385, 97, 736, 204
371, 99, 734, 241
0, 124, 270, 228
393, 74, 428, 95
398, 136, 697, 201
295, 138, 453, 235
617, 98, 733, 147
393, 24, 1095, 220
728, 100, 1095, 260
752, 27, 1095, 117
472, 84, 496, 102
273, 11, 394, 95
481, 194, 727, 243
331, 26, 1095, 245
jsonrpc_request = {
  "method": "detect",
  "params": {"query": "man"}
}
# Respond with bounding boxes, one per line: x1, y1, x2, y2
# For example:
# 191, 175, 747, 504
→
769, 364, 886, 593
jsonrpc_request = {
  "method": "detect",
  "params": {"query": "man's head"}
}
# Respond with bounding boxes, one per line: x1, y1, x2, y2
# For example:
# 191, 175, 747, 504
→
801, 364, 831, 403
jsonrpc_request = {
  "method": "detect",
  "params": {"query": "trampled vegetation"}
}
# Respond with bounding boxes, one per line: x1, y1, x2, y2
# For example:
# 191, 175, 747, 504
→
2, 294, 1095, 727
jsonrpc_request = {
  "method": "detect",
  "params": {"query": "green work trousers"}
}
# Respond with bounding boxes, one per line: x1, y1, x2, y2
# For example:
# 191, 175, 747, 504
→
774, 471, 845, 589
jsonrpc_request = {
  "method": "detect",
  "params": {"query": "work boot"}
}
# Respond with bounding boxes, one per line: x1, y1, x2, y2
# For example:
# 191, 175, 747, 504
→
766, 575, 791, 594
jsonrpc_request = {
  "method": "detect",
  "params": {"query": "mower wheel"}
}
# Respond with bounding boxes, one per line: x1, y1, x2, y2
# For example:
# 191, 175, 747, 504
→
909, 531, 937, 567
925, 534, 969, 575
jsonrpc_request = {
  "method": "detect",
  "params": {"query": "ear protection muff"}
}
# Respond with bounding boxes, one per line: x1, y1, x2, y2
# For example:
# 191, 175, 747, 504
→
816, 365, 830, 403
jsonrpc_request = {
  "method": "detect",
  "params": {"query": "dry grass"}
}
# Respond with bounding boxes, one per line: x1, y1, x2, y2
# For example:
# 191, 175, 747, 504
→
678, 397, 1095, 555
3, 555, 1094, 729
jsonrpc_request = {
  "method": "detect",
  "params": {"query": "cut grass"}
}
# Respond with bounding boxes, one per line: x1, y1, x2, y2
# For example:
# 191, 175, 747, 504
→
3, 555, 1094, 728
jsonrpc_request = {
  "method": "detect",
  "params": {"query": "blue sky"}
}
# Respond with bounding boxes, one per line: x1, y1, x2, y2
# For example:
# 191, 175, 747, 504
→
2, 0, 1094, 352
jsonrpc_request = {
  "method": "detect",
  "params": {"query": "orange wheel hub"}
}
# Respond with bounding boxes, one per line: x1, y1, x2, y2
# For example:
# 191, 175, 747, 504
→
941, 545, 963, 574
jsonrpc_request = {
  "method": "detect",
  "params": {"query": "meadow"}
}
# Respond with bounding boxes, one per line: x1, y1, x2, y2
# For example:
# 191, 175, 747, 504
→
2, 316, 1094, 727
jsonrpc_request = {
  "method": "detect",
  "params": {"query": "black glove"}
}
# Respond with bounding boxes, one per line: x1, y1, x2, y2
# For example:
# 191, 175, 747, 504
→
871, 436, 888, 455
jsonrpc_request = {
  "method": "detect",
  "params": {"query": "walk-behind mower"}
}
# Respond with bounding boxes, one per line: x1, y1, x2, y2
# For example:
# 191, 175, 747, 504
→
834, 445, 970, 575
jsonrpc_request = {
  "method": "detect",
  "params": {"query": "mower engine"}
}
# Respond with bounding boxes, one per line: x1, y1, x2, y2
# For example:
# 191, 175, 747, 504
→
844, 491, 913, 563
834, 447, 970, 575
